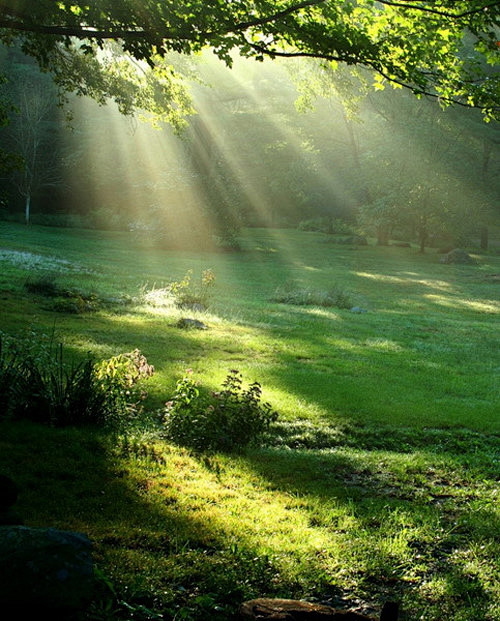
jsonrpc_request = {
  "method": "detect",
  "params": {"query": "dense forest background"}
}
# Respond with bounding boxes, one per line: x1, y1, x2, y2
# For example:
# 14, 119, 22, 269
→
1, 44, 499, 251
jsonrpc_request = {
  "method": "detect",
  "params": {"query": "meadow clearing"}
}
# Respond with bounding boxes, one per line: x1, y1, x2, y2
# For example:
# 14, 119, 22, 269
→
0, 221, 499, 620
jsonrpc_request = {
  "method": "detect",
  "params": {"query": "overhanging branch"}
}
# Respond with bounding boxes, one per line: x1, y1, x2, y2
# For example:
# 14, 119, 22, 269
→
376, 0, 500, 19
0, 1, 328, 42
246, 40, 500, 114
0, 19, 153, 40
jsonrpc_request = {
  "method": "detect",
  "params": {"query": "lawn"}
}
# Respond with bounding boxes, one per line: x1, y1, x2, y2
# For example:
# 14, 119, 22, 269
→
0, 221, 499, 620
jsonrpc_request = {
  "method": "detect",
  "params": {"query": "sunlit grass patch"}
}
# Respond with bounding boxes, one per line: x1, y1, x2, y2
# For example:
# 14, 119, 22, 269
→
424, 293, 500, 314
139, 285, 176, 308
0, 248, 95, 274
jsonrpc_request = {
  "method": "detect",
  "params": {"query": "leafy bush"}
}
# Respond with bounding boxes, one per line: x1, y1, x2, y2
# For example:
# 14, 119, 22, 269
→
162, 369, 278, 452
212, 229, 241, 251
0, 335, 154, 428
94, 349, 155, 425
272, 280, 353, 309
298, 217, 330, 233
322, 234, 368, 246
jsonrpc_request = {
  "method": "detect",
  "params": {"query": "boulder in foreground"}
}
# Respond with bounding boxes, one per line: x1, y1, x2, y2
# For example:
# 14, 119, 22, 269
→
239, 598, 399, 620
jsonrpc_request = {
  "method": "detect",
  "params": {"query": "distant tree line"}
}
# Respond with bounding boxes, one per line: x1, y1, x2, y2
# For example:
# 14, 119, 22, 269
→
0, 46, 498, 251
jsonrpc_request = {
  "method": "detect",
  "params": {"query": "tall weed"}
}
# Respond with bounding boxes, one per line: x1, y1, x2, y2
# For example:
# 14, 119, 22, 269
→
169, 269, 216, 309
0, 335, 154, 428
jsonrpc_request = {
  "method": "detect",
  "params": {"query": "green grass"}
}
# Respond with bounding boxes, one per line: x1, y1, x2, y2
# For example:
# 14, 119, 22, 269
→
0, 221, 499, 620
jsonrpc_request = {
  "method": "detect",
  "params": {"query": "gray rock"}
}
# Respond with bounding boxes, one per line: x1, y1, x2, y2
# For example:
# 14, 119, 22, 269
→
0, 526, 94, 613
439, 248, 477, 264
177, 317, 208, 330
350, 307, 368, 313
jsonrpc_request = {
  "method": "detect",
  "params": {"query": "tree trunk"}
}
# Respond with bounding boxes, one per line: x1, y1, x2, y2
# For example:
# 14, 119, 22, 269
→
343, 112, 371, 205
25, 194, 31, 225
482, 139, 492, 177
418, 215, 428, 253
376, 225, 390, 246
419, 232, 426, 253
480, 225, 488, 250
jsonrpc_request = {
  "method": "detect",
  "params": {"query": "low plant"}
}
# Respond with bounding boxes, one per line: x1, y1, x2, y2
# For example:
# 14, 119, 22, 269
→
272, 280, 353, 309
95, 349, 155, 426
168, 268, 216, 309
51, 293, 99, 314
20, 350, 106, 426
162, 369, 278, 452
24, 276, 101, 313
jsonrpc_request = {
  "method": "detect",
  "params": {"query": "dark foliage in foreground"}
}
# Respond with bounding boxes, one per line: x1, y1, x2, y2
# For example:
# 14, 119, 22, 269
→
0, 336, 153, 427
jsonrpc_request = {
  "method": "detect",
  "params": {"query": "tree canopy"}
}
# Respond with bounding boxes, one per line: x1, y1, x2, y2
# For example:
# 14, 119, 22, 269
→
0, 1, 499, 121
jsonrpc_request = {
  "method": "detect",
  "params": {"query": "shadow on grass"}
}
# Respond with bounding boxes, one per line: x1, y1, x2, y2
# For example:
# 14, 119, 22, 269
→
0, 421, 322, 618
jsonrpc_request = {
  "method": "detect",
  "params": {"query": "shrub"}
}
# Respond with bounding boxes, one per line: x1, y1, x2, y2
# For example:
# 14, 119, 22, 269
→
16, 352, 107, 426
162, 369, 278, 452
212, 230, 241, 251
298, 217, 330, 233
298, 217, 356, 235
94, 349, 155, 425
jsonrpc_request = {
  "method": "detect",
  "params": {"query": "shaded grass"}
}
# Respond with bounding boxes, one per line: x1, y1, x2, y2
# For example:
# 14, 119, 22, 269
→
0, 422, 498, 620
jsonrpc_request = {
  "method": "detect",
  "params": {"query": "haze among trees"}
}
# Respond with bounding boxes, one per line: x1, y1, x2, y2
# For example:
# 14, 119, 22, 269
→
0, 44, 498, 251
1, 1, 499, 243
